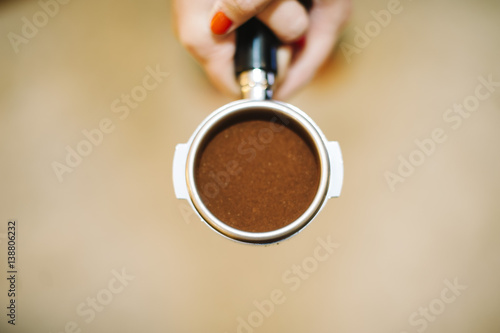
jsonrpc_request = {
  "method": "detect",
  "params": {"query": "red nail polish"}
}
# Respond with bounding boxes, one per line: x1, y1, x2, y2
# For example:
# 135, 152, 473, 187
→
211, 11, 232, 35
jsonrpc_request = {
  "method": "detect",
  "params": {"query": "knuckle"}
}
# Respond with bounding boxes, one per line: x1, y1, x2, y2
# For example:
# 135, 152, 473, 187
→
176, 25, 202, 54
177, 30, 195, 51
230, 0, 267, 16
177, 32, 207, 63
287, 13, 308, 40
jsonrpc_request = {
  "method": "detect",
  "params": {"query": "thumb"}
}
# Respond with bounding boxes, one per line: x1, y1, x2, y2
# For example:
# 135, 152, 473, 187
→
209, 0, 274, 35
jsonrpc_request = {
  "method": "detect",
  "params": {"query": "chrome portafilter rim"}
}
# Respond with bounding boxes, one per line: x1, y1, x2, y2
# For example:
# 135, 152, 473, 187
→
184, 99, 330, 244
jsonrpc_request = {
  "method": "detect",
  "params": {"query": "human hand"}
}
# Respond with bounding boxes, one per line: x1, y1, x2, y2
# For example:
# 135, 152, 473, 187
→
173, 0, 351, 100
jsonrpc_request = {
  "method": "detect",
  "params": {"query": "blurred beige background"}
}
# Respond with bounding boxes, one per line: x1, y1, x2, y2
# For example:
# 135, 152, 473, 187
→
0, 0, 499, 332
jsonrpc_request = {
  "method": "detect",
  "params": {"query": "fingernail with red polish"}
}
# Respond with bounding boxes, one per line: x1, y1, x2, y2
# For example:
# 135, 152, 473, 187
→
211, 11, 232, 35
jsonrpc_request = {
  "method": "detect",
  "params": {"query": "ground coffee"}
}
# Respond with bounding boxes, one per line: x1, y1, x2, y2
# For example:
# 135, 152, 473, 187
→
194, 114, 320, 233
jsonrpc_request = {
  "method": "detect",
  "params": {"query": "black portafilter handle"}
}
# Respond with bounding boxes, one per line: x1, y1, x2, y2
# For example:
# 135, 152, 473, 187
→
234, 0, 312, 100
234, 18, 278, 76
234, 18, 278, 100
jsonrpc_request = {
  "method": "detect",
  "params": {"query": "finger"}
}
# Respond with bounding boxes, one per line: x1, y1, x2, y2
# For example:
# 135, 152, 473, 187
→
209, 0, 274, 35
173, 0, 214, 63
202, 33, 241, 97
275, 0, 352, 99
174, 0, 240, 97
276, 44, 292, 87
256, 0, 309, 43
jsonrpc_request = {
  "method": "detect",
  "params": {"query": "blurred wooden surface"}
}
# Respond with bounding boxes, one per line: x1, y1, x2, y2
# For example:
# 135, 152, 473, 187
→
0, 0, 499, 332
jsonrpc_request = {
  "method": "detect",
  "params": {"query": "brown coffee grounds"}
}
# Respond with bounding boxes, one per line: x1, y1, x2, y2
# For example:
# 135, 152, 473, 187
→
194, 115, 320, 233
